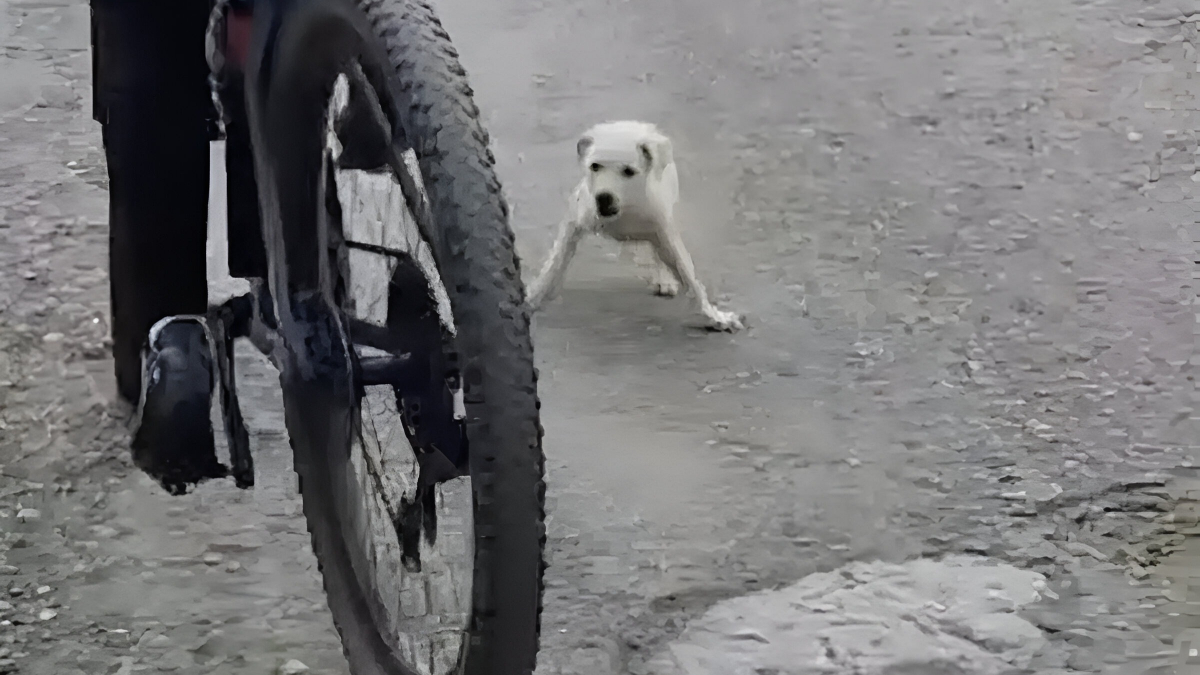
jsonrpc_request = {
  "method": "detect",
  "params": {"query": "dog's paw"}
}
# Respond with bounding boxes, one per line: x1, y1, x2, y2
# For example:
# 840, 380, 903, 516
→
652, 278, 681, 297
704, 309, 744, 332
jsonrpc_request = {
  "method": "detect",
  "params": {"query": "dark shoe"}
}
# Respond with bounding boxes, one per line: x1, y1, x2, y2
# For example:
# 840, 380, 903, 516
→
131, 316, 229, 495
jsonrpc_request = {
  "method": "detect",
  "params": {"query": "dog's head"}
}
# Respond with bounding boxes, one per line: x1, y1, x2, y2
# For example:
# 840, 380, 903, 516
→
576, 122, 673, 219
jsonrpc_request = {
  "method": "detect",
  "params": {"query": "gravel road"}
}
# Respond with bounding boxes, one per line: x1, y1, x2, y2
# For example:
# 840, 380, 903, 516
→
0, 0, 1196, 673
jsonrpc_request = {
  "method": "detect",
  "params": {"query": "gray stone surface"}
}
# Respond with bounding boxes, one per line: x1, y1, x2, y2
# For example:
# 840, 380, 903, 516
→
649, 556, 1047, 675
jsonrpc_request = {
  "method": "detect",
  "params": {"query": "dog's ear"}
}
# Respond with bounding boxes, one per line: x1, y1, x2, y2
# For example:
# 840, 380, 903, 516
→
638, 142, 654, 169
576, 135, 594, 161
638, 135, 673, 176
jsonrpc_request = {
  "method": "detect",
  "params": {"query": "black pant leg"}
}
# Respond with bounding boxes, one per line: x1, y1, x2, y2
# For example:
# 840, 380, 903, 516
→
91, 0, 214, 402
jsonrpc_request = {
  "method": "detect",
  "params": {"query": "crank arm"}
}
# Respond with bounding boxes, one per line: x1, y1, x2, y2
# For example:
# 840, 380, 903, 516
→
207, 299, 256, 489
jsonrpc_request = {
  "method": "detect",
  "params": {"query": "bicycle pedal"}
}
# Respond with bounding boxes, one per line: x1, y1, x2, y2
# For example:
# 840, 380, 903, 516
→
131, 317, 229, 496
209, 308, 255, 489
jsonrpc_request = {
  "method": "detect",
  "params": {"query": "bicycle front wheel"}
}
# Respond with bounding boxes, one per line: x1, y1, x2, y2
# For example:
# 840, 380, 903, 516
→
246, 1, 546, 673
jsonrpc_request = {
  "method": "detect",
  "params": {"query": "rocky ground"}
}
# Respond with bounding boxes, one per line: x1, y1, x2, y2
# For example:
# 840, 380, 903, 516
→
0, 0, 1197, 673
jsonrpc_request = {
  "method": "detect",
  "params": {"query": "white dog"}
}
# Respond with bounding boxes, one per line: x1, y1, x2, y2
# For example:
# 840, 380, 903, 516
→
525, 121, 743, 331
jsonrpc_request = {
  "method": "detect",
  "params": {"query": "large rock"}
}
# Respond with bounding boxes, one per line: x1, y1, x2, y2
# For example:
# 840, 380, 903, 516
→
649, 556, 1048, 675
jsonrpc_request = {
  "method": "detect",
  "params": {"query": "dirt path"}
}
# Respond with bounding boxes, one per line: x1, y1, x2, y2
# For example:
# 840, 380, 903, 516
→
0, 0, 1195, 673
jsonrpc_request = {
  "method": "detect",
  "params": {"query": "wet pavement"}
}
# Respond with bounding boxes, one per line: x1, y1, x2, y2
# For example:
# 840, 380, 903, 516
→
0, 0, 1197, 673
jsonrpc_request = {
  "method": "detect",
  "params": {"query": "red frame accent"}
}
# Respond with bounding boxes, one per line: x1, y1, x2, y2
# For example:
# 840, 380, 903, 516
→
225, 9, 253, 71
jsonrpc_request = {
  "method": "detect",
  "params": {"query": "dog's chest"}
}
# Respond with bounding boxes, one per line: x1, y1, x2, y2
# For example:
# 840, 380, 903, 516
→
596, 211, 661, 241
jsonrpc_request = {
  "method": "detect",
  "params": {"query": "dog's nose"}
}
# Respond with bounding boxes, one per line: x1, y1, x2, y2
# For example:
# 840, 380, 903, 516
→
595, 192, 619, 217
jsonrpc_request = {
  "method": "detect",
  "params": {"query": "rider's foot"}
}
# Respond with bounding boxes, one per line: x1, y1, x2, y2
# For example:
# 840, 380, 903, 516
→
131, 316, 228, 495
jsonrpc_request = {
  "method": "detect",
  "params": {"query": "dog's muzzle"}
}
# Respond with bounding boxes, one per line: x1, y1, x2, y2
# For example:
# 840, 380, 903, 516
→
595, 192, 619, 218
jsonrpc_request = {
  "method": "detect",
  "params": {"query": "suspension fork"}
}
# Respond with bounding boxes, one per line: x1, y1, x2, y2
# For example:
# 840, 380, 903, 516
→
237, 0, 313, 352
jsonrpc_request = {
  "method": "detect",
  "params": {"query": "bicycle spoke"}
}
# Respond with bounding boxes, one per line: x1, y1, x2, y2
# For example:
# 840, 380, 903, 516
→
320, 62, 473, 672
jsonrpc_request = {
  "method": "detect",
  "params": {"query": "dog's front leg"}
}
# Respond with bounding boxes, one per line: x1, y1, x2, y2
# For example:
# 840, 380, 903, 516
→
629, 242, 679, 296
652, 231, 743, 331
526, 217, 585, 311
652, 258, 682, 297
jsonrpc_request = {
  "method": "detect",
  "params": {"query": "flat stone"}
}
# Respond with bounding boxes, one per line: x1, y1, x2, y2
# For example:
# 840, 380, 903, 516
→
651, 556, 1048, 675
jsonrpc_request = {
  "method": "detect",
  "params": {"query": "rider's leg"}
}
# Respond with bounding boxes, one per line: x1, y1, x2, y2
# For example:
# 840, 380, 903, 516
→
91, 0, 216, 404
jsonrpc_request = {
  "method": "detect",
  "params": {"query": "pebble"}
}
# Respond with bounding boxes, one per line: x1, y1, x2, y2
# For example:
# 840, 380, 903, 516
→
16, 509, 41, 522
279, 659, 310, 674
1062, 542, 1108, 562
731, 629, 770, 643
37, 609, 56, 621
146, 634, 171, 648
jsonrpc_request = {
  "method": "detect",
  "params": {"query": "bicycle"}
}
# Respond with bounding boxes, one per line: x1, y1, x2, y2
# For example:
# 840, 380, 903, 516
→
95, 0, 546, 673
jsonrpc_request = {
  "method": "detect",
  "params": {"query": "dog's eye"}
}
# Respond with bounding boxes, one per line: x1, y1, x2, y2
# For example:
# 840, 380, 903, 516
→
622, 166, 637, 177
589, 163, 602, 172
